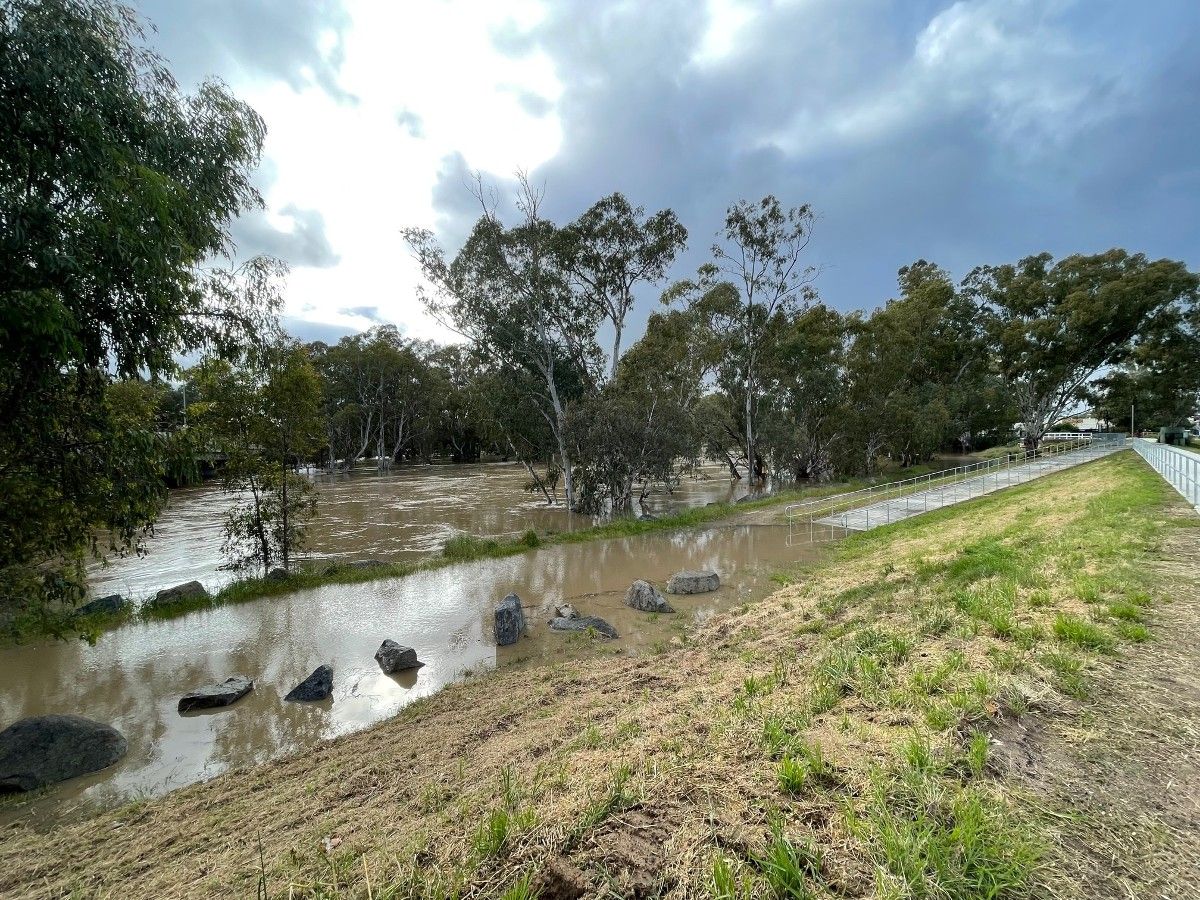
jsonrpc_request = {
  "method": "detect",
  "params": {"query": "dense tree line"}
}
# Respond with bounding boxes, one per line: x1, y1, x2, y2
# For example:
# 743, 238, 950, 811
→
103, 196, 1200, 540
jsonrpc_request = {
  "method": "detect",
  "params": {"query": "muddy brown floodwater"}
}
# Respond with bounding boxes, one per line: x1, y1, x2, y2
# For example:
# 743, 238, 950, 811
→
86, 461, 753, 600
2, 465, 823, 827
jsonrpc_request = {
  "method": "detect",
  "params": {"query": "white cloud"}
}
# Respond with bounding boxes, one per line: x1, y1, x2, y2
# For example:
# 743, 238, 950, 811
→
692, 0, 759, 65
226, 0, 563, 341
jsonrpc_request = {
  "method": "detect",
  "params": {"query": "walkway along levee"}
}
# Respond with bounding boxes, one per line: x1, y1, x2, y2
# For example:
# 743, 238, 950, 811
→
786, 436, 1129, 540
1132, 438, 1200, 516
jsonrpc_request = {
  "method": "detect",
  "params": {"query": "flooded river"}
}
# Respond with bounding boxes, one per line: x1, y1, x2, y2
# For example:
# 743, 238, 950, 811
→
88, 462, 752, 600
3, 464, 813, 826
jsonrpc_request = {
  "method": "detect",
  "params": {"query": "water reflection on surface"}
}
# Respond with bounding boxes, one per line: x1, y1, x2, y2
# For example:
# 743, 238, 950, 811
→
1, 520, 820, 826
87, 462, 752, 600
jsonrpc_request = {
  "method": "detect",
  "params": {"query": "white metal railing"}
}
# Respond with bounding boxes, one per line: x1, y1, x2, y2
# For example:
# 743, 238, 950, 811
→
1132, 438, 1200, 514
784, 436, 1115, 537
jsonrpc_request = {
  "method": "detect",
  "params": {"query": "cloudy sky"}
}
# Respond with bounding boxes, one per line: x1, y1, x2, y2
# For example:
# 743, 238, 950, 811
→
134, 0, 1200, 348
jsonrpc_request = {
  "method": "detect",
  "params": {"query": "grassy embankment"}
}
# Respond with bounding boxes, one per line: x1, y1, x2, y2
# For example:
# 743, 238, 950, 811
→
61, 462, 952, 640
2, 451, 1195, 899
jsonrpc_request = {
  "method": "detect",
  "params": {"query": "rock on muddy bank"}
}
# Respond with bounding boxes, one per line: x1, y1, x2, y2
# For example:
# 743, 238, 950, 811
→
285, 665, 334, 702
495, 594, 527, 645
0, 715, 127, 792
548, 615, 619, 639
375, 641, 422, 674
149, 580, 208, 610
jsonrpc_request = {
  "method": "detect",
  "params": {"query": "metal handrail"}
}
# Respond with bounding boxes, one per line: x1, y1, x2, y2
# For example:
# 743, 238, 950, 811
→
784, 436, 1099, 529
1132, 438, 1200, 514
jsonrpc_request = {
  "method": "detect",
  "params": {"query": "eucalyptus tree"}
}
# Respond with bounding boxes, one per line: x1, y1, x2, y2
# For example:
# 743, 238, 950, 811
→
757, 304, 852, 481
405, 177, 602, 508
557, 193, 687, 380
841, 262, 1003, 470
311, 326, 437, 468
1087, 296, 1200, 431
0, 0, 279, 629
191, 341, 323, 574
569, 310, 713, 512
470, 367, 564, 504
665, 196, 818, 482
964, 250, 1199, 447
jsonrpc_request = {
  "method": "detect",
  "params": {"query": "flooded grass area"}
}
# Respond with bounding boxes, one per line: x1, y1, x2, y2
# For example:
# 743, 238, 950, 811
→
0, 457, 968, 824
1, 517, 825, 825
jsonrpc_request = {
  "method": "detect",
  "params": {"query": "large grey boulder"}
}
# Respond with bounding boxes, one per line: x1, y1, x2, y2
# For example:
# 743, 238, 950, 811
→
178, 676, 253, 713
667, 570, 721, 595
285, 665, 334, 702
494, 594, 527, 646
150, 580, 208, 609
375, 640, 422, 674
77, 593, 126, 617
549, 615, 619, 639
0, 715, 128, 792
266, 568, 290, 582
624, 579, 674, 613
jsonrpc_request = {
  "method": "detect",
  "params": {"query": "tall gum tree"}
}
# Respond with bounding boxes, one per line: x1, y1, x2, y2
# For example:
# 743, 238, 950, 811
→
556, 193, 687, 381
665, 196, 817, 482
964, 250, 1199, 447
404, 176, 602, 509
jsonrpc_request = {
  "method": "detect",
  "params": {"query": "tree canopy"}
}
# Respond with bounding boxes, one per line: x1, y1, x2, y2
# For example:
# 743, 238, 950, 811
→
0, 0, 280, 633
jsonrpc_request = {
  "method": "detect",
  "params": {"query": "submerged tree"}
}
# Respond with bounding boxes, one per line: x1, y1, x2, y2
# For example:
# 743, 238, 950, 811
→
570, 310, 711, 512
192, 342, 322, 574
405, 175, 602, 508
666, 196, 818, 482
0, 0, 278, 632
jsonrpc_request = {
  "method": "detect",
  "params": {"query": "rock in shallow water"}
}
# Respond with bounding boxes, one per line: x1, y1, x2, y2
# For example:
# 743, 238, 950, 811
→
0, 715, 128, 792
375, 640, 422, 674
495, 593, 527, 646
548, 615, 619, 639
150, 580, 208, 609
285, 665, 334, 702
624, 579, 674, 613
667, 570, 721, 594
77, 593, 126, 616
178, 676, 253, 713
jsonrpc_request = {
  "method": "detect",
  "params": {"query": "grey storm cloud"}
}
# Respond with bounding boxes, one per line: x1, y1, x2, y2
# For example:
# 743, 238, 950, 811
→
232, 203, 340, 269
338, 305, 385, 322
432, 0, 1200, 333
282, 317, 355, 346
134, 0, 355, 103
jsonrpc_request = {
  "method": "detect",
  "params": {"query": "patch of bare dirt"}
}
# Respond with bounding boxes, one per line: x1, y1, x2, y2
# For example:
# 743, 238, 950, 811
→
1015, 523, 1200, 899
